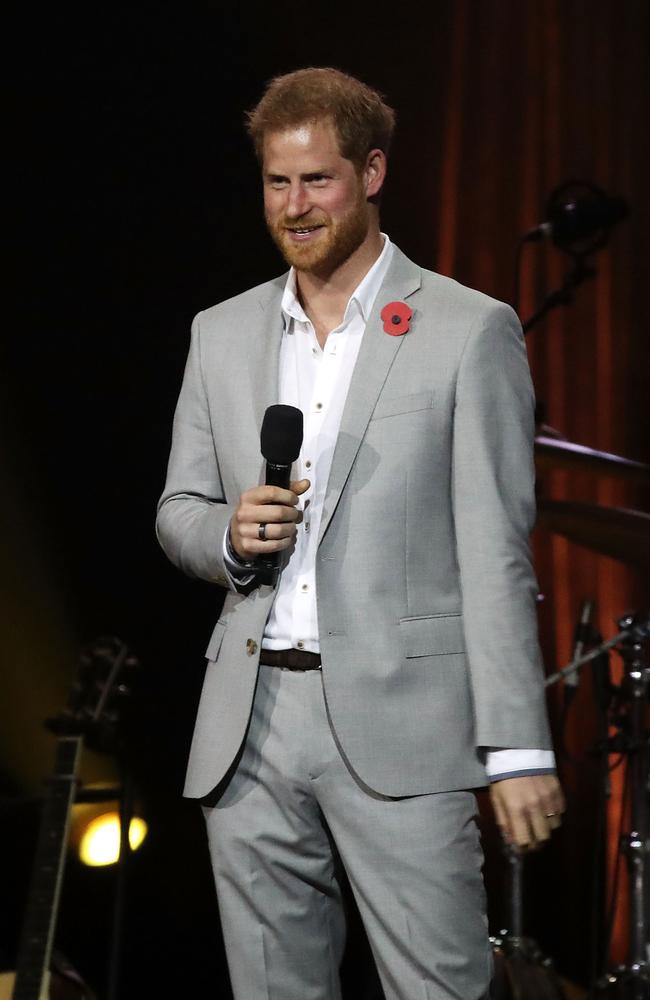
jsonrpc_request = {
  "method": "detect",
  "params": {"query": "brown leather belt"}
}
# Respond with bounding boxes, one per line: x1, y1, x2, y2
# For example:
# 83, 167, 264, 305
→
259, 648, 322, 671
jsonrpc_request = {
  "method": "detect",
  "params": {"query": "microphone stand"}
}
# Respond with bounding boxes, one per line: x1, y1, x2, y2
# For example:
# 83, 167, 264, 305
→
522, 253, 596, 334
514, 180, 626, 335
543, 622, 648, 690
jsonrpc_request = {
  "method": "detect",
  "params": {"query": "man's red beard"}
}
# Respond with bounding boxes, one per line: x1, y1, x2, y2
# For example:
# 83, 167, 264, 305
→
266, 193, 370, 277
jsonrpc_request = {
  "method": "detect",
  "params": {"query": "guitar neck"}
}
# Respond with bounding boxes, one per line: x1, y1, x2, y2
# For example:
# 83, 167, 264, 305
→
13, 737, 82, 1000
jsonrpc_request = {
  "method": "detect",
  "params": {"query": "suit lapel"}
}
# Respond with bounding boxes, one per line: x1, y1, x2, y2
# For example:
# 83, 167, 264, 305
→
249, 277, 287, 428
227, 274, 286, 488
248, 274, 287, 446
318, 246, 422, 546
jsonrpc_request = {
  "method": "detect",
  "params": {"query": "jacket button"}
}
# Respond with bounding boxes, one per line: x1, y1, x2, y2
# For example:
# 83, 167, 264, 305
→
246, 639, 258, 656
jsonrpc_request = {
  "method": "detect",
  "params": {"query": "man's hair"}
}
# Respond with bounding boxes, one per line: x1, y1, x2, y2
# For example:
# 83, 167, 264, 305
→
246, 67, 396, 168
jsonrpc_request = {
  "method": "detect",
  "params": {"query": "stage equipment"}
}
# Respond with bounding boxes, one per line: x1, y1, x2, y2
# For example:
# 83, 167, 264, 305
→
534, 433, 650, 486
537, 500, 650, 571
534, 423, 650, 570
564, 598, 595, 695
2, 637, 138, 1000
546, 615, 650, 999
524, 182, 627, 256
257, 403, 304, 586
513, 180, 627, 332
77, 811, 147, 866
489, 843, 569, 999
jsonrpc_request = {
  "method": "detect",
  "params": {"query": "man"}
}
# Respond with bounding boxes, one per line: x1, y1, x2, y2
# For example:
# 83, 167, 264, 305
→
157, 68, 564, 1000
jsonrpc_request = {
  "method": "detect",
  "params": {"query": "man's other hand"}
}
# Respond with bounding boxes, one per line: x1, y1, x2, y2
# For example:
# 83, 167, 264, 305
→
489, 774, 565, 851
230, 479, 310, 561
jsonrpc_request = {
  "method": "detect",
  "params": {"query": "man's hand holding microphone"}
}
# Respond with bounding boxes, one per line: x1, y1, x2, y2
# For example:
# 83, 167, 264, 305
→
229, 404, 307, 584
229, 479, 310, 562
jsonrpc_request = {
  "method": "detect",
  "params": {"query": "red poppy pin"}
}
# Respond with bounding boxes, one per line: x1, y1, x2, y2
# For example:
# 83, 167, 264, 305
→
380, 301, 412, 336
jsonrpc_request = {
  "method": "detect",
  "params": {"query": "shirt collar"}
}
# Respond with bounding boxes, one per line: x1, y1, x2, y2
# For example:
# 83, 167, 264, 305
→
280, 234, 394, 328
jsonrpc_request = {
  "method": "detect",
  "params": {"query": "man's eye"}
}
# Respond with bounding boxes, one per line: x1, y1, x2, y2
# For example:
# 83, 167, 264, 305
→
309, 175, 328, 186
268, 178, 288, 189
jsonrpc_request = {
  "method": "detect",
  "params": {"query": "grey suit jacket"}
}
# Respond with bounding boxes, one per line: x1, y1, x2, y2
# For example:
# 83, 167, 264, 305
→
156, 245, 553, 799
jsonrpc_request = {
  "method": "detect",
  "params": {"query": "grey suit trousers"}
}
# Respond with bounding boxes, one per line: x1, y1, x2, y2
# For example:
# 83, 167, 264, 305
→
202, 664, 492, 1000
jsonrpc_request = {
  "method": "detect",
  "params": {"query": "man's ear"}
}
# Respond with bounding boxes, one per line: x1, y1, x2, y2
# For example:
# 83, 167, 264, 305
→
364, 148, 387, 200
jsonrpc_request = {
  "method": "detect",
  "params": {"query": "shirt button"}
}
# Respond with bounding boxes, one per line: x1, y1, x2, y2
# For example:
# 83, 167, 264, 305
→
312, 347, 318, 356
296, 640, 305, 649
246, 639, 258, 656
301, 583, 309, 592
304, 521, 310, 532
305, 459, 312, 469
315, 402, 323, 411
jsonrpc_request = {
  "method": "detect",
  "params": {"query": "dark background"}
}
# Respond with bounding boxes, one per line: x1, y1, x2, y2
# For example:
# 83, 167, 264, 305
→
3, 2, 648, 997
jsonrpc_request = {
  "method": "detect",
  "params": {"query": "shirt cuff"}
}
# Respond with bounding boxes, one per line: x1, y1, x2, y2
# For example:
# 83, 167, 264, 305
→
222, 526, 256, 588
484, 748, 556, 783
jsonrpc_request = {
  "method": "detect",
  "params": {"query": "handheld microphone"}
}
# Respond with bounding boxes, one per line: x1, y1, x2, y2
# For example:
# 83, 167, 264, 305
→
258, 404, 304, 585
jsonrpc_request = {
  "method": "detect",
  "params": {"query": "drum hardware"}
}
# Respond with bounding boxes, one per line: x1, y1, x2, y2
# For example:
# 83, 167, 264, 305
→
489, 844, 569, 999
555, 601, 613, 988
536, 501, 650, 572
547, 614, 650, 999
517, 180, 643, 993
534, 435, 650, 486
544, 616, 649, 692
533, 426, 650, 571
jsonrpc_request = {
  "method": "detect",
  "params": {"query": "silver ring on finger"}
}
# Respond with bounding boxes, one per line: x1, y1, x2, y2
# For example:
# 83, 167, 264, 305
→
258, 523, 267, 541
545, 812, 557, 818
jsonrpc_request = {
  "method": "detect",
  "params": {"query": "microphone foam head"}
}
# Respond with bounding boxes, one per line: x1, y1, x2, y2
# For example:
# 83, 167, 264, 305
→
260, 405, 304, 464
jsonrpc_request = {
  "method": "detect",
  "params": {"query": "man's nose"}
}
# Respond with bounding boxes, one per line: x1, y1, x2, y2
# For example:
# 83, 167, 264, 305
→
285, 182, 311, 219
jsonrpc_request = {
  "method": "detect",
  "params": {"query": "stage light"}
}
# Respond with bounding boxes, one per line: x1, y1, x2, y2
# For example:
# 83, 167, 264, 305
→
78, 812, 148, 867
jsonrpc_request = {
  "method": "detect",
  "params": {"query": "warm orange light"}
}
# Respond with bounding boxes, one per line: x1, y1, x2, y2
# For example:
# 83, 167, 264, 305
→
77, 813, 148, 866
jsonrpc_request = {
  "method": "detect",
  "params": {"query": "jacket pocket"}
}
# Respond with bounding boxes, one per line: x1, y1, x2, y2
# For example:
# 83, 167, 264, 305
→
399, 613, 465, 657
370, 390, 434, 421
205, 619, 227, 661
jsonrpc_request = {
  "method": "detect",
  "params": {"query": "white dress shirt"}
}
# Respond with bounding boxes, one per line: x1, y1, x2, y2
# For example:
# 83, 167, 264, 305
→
224, 235, 555, 782
263, 234, 394, 653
